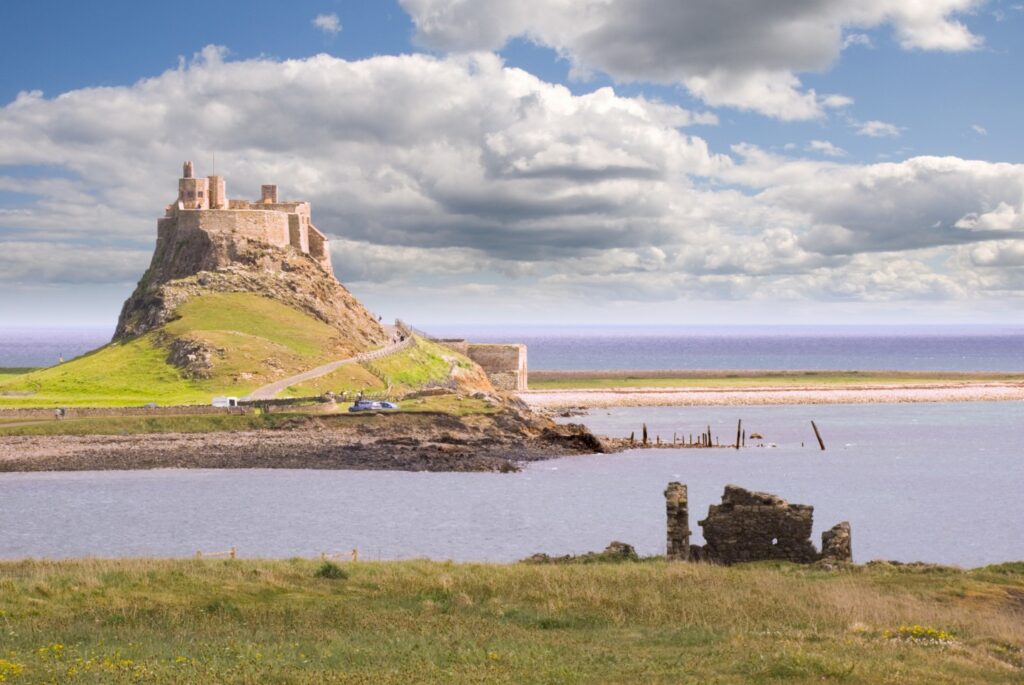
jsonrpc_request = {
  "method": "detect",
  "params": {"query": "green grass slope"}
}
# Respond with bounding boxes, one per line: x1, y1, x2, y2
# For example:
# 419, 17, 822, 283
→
0, 558, 1020, 683
282, 336, 487, 398
0, 293, 359, 408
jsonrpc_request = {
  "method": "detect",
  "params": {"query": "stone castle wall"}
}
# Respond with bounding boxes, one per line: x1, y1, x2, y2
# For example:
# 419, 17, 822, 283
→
163, 165, 332, 276
175, 209, 292, 249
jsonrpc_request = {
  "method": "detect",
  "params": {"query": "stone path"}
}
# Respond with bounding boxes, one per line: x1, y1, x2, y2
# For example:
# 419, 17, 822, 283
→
242, 327, 413, 401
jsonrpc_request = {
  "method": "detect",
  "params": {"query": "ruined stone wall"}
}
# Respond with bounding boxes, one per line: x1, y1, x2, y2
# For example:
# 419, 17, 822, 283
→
665, 482, 691, 560
699, 486, 819, 564
665, 483, 852, 565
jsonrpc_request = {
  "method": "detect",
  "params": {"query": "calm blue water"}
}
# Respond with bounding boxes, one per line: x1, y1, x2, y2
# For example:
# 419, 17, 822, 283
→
1, 402, 1022, 566
4, 325, 1024, 372
428, 325, 1024, 371
0, 328, 111, 368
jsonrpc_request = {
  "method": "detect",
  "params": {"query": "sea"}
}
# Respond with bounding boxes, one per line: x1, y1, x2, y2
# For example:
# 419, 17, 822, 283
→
4, 324, 1024, 371
2, 402, 1022, 566
1, 326, 1023, 566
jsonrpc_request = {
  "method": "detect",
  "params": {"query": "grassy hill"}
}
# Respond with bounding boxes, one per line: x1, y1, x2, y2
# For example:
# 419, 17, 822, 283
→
0, 292, 350, 407
0, 558, 1020, 683
0, 294, 478, 408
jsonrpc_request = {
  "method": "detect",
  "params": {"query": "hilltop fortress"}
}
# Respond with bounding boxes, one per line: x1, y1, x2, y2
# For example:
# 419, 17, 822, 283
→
161, 161, 333, 275
113, 161, 526, 390
113, 162, 386, 346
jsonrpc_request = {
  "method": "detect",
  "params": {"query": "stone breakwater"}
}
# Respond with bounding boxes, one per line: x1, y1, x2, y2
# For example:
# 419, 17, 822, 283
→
519, 382, 1024, 409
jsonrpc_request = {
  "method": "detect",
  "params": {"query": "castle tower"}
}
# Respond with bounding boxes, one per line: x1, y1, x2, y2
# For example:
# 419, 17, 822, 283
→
261, 184, 277, 204
207, 175, 226, 209
178, 160, 209, 210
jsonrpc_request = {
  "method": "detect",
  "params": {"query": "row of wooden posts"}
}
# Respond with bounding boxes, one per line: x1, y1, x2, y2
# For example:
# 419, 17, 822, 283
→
193, 548, 360, 561
628, 419, 827, 450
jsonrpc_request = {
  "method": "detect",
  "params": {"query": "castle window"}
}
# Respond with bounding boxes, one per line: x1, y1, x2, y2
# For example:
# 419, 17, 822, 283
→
188, 191, 195, 198
198, 191, 204, 198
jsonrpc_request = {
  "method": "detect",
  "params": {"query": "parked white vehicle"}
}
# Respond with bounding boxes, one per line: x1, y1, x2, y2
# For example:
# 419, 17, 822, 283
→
211, 396, 239, 408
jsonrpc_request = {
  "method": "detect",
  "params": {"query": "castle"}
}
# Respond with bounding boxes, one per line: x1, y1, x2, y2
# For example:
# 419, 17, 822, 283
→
158, 161, 333, 275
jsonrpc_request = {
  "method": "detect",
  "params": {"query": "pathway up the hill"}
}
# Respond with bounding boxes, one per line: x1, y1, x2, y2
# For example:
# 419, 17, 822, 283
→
242, 326, 411, 401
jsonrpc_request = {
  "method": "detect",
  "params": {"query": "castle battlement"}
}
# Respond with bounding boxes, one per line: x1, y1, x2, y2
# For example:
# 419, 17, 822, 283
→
159, 161, 332, 275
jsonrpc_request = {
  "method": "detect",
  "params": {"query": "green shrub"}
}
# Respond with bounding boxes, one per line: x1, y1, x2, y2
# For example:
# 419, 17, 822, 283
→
314, 561, 348, 580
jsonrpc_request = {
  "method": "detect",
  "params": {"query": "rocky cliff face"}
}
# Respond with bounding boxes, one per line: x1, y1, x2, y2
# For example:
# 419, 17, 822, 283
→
114, 225, 387, 352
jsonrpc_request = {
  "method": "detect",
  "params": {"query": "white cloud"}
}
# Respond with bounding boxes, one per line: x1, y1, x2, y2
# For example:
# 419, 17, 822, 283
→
400, 0, 985, 120
1, 47, 1022, 312
807, 140, 847, 157
842, 33, 874, 49
972, 124, 988, 135
313, 13, 342, 35
956, 202, 1024, 231
855, 119, 903, 137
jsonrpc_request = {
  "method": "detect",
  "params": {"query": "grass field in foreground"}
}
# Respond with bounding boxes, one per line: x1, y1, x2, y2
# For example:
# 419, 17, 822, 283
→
0, 559, 1020, 684
527, 370, 1024, 390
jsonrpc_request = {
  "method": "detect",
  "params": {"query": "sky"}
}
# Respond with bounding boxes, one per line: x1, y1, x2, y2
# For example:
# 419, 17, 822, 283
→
1, 0, 1023, 327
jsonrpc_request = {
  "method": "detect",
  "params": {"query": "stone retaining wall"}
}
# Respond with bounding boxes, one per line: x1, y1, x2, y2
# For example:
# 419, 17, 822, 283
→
0, 405, 251, 420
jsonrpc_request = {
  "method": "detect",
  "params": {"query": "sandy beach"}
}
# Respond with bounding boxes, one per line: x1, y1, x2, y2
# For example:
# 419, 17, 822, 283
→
518, 381, 1024, 409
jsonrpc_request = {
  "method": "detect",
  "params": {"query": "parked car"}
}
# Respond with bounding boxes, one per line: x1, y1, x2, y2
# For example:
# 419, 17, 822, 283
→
348, 399, 399, 412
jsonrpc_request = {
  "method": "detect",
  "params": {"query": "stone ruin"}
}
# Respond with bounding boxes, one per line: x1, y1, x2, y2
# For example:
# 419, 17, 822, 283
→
664, 482, 852, 565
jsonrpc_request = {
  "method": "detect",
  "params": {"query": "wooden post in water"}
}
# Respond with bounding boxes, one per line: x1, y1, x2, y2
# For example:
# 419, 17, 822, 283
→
629, 431, 635, 445
735, 419, 742, 450
742, 429, 746, 447
642, 423, 649, 446
811, 420, 826, 451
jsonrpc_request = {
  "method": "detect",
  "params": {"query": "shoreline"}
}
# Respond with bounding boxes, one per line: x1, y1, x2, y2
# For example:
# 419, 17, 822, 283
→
0, 409, 605, 473
518, 381, 1024, 409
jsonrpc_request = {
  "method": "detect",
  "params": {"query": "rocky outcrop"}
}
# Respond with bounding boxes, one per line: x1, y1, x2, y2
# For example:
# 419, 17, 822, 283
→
114, 230, 386, 352
666, 484, 853, 565
0, 408, 606, 473
164, 336, 221, 380
523, 541, 639, 564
